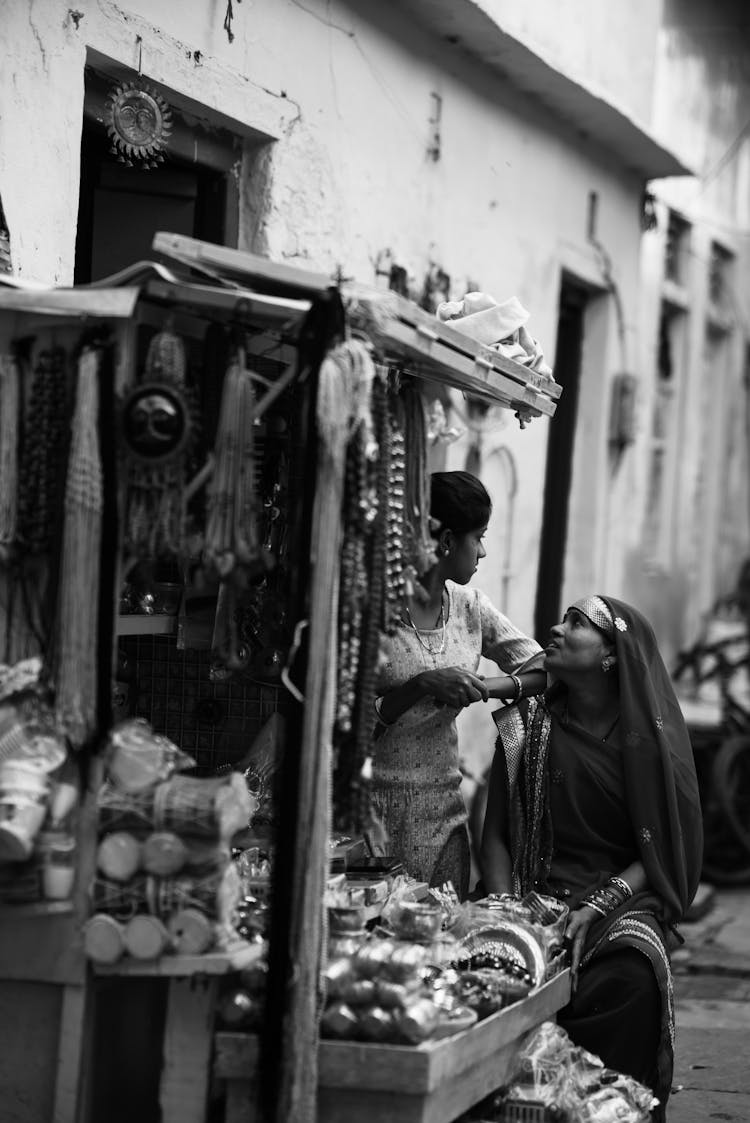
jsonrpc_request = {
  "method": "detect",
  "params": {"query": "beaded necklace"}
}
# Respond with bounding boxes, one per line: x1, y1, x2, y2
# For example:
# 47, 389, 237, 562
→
404, 597, 447, 656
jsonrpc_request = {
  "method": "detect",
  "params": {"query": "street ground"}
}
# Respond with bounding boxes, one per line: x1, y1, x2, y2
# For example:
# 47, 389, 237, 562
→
668, 886, 750, 1121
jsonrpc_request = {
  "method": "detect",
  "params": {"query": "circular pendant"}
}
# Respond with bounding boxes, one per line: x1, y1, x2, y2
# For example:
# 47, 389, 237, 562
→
120, 381, 193, 465
106, 82, 173, 168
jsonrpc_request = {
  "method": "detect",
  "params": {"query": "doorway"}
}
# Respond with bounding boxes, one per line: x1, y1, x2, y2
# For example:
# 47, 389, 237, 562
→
74, 66, 240, 284
534, 279, 588, 641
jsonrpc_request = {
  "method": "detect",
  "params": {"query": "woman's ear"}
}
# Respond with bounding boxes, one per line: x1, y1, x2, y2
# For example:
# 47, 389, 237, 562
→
601, 648, 618, 673
438, 528, 453, 557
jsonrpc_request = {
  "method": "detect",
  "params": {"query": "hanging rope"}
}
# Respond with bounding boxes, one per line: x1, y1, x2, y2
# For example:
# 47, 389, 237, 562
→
54, 348, 103, 748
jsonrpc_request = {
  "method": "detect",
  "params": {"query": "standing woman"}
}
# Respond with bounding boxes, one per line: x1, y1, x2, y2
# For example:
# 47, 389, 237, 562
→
372, 471, 546, 900
481, 596, 703, 1120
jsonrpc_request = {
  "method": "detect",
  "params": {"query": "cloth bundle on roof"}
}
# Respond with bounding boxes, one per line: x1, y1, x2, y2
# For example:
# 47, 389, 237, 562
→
436, 291, 554, 379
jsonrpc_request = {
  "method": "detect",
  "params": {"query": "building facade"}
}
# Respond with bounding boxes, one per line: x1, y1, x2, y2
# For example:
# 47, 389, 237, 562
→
1, 0, 748, 767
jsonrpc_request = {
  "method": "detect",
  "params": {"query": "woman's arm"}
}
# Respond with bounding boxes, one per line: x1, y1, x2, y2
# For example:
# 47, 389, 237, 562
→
479, 744, 514, 894
565, 861, 650, 989
375, 666, 489, 725
482, 669, 548, 703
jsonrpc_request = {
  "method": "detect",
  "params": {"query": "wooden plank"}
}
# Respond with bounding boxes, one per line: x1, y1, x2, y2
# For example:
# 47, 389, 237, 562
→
0, 287, 140, 318
383, 291, 562, 400
52, 984, 86, 1123
374, 320, 556, 418
319, 971, 570, 1094
93, 941, 265, 978
144, 279, 310, 322
152, 233, 332, 296
214, 971, 570, 1094
317, 1033, 529, 1123
160, 976, 218, 1123
0, 980, 61, 1123
0, 911, 85, 985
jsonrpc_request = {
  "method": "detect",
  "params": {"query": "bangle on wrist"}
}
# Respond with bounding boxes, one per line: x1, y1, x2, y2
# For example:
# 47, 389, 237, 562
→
503, 673, 523, 706
373, 696, 393, 727
609, 875, 633, 900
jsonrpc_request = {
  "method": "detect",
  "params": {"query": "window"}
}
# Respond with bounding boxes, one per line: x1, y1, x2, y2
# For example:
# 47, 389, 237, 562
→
643, 303, 686, 562
664, 211, 690, 285
708, 241, 733, 309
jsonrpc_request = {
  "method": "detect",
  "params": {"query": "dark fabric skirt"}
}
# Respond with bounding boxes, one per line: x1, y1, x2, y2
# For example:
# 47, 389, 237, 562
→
557, 946, 665, 1120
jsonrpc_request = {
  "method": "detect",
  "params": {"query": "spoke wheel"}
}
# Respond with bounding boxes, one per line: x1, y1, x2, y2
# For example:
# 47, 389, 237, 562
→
712, 734, 750, 855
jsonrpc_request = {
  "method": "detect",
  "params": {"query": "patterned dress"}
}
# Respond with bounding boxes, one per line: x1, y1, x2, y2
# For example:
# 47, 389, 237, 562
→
373, 581, 541, 897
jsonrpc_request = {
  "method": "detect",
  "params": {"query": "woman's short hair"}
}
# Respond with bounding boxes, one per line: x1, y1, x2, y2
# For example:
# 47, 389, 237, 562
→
430, 471, 492, 535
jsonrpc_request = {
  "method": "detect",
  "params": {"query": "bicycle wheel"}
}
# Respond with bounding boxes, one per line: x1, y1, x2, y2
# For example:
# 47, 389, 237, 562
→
712, 734, 750, 855
701, 802, 750, 885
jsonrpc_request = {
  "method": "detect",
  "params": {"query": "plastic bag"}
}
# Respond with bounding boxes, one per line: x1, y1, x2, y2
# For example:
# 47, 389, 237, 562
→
105, 720, 196, 792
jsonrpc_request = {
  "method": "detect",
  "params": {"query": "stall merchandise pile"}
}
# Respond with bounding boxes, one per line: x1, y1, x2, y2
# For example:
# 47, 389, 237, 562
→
320, 888, 568, 1046
0, 657, 79, 903
83, 718, 252, 964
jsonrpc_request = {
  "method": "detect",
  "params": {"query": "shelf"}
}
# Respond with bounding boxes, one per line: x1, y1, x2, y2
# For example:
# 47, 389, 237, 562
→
0, 900, 74, 919
93, 938, 265, 977
116, 614, 177, 636
215, 971, 571, 1123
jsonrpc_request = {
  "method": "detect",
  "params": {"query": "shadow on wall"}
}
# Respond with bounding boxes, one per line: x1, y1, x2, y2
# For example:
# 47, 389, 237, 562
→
623, 551, 691, 665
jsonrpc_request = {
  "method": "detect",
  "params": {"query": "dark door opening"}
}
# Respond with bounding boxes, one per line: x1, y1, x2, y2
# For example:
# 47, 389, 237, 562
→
74, 118, 229, 284
534, 279, 588, 642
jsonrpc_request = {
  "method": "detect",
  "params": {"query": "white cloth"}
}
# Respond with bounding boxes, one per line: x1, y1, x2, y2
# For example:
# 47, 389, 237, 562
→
436, 291, 554, 379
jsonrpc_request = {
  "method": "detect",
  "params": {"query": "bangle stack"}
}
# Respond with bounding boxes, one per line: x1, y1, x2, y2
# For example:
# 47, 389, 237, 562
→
373, 696, 393, 727
503, 674, 523, 706
581, 875, 633, 918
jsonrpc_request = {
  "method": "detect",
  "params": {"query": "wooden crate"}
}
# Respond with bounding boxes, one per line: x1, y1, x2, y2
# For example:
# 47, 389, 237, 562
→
215, 970, 570, 1123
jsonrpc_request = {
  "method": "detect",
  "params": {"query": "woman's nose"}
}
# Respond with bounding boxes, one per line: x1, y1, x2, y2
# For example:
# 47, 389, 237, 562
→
478, 541, 487, 559
549, 621, 564, 639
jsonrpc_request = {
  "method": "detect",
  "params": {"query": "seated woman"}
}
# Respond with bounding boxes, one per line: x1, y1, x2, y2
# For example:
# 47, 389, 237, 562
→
480, 595, 703, 1121
372, 471, 546, 900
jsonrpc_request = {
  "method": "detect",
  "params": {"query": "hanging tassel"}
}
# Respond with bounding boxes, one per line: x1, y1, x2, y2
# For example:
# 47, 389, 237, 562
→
55, 348, 103, 748
0, 353, 20, 555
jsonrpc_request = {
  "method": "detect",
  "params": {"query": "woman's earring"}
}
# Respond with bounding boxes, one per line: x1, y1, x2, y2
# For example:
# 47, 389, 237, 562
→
602, 658, 612, 673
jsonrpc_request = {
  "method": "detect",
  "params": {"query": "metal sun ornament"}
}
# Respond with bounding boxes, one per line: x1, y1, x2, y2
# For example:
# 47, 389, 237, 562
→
105, 81, 173, 169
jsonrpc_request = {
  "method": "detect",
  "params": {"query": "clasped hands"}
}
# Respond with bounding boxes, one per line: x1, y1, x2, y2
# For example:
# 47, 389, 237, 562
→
421, 667, 489, 710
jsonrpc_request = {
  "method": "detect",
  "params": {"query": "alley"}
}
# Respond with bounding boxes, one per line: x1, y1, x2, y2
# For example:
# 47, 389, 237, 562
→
670, 889, 750, 1121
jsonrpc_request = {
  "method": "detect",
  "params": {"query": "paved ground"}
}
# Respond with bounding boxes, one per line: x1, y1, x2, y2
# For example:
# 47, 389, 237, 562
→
668, 886, 750, 1122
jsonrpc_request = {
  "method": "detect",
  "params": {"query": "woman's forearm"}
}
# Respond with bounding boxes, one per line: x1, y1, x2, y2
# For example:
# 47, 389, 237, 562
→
375, 675, 430, 725
615, 861, 648, 895
483, 669, 547, 702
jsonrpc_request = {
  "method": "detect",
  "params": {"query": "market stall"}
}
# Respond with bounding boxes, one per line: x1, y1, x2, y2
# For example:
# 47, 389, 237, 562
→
0, 234, 570, 1123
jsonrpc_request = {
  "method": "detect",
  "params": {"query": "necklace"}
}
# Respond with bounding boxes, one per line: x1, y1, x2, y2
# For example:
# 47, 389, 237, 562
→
404, 598, 447, 656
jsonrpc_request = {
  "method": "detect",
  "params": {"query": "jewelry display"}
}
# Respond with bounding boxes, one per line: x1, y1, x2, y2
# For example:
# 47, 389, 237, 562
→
53, 347, 103, 747
121, 325, 198, 560
17, 346, 68, 555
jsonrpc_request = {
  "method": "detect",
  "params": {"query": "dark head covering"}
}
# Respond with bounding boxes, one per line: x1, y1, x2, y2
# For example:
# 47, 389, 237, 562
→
590, 595, 703, 922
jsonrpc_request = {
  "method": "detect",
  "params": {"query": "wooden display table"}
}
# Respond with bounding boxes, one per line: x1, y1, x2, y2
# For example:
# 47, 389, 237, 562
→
215, 969, 570, 1123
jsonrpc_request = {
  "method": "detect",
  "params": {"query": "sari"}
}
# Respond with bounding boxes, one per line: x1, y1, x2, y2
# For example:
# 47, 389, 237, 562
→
489, 597, 703, 1119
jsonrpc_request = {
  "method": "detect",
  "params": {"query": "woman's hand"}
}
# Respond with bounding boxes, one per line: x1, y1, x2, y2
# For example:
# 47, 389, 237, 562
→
420, 667, 489, 709
564, 905, 600, 992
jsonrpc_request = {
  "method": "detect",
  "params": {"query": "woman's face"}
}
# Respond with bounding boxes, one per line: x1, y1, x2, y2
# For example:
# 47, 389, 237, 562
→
445, 524, 488, 585
544, 607, 612, 679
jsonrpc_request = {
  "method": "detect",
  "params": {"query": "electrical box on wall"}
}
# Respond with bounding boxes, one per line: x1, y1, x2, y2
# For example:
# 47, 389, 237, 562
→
608, 371, 638, 450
